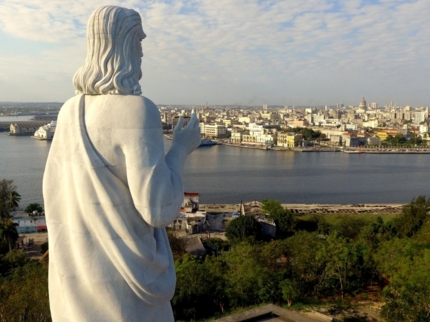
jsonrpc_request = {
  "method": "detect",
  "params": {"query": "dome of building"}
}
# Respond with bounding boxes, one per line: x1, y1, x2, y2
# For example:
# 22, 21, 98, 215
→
358, 97, 367, 110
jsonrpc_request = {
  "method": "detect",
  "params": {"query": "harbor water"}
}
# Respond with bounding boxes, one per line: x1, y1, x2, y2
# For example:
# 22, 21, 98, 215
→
0, 117, 429, 207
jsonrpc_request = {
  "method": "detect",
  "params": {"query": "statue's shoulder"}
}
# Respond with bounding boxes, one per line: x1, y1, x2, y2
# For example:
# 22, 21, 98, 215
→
56, 95, 83, 123
107, 95, 161, 128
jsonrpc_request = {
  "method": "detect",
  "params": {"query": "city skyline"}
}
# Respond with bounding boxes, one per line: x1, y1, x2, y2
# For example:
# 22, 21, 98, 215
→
0, 0, 429, 106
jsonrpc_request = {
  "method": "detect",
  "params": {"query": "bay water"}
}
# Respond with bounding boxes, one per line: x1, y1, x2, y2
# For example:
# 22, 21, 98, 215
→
0, 116, 429, 208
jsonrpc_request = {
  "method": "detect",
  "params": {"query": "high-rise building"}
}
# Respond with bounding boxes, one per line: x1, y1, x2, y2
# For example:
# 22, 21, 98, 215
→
263, 104, 268, 111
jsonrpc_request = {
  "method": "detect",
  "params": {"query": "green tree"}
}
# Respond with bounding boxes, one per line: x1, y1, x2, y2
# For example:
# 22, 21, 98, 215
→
0, 219, 19, 253
0, 180, 20, 219
375, 238, 430, 321
24, 203, 43, 214
317, 232, 360, 299
290, 127, 322, 140
261, 199, 284, 216
313, 214, 331, 235
0, 251, 29, 278
261, 199, 296, 235
272, 209, 297, 235
332, 216, 369, 240
172, 254, 227, 320
283, 231, 326, 297
0, 261, 50, 321
280, 279, 300, 306
225, 242, 266, 307
225, 215, 262, 241
393, 196, 429, 238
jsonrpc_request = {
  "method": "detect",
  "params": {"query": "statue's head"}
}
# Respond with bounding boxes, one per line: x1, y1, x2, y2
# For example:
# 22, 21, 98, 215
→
73, 6, 146, 95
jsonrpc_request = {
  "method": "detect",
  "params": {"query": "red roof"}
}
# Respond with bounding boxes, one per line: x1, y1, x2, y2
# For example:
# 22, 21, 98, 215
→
184, 192, 199, 197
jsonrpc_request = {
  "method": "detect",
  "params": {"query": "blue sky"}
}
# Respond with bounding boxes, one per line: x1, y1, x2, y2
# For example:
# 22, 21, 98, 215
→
0, 0, 429, 106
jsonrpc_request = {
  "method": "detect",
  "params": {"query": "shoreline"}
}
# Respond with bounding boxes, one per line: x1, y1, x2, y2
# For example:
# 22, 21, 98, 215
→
220, 142, 430, 154
200, 202, 404, 214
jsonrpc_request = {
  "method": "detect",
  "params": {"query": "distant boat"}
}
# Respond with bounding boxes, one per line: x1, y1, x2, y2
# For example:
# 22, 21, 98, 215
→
199, 139, 217, 147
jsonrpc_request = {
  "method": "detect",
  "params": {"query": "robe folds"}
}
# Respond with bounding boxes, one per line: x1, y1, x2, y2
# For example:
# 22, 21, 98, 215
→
44, 95, 183, 321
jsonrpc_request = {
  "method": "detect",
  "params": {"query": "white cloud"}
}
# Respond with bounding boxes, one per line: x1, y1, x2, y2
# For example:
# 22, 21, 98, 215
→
0, 0, 429, 105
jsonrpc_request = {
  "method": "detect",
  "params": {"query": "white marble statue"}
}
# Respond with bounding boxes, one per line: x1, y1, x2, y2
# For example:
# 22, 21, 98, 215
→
43, 6, 201, 321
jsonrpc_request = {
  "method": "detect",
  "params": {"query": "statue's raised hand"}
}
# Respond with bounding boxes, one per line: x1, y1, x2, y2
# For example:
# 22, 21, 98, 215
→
172, 111, 201, 155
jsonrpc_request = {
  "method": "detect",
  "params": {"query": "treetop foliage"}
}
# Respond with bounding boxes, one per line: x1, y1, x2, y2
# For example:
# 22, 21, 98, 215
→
0, 179, 21, 219
173, 196, 430, 321
24, 203, 44, 214
290, 127, 323, 140
1, 195, 430, 321
225, 215, 262, 242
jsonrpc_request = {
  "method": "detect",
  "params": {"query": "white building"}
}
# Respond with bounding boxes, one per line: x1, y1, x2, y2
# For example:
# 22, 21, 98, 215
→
362, 119, 378, 128
202, 123, 227, 138
248, 123, 264, 136
414, 110, 427, 125
33, 121, 57, 140
419, 124, 429, 134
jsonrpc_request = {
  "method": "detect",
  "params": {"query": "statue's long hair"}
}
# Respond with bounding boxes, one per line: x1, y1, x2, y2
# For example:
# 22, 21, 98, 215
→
73, 6, 145, 95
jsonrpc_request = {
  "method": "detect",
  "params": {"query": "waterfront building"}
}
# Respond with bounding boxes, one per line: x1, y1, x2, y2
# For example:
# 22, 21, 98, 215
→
13, 215, 47, 233
277, 132, 302, 147
330, 134, 342, 146
242, 134, 257, 145
33, 120, 56, 140
342, 132, 367, 147
199, 122, 205, 135
367, 136, 381, 146
256, 133, 276, 146
8, 121, 48, 135
376, 129, 401, 141
248, 123, 264, 136
202, 123, 227, 138
230, 131, 243, 144
182, 192, 200, 213
168, 192, 208, 234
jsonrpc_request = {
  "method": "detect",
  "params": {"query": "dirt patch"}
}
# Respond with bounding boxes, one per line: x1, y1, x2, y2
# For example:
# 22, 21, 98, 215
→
18, 232, 48, 259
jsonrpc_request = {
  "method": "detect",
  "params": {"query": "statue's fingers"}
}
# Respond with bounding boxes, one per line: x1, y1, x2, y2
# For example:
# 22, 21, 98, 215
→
174, 116, 184, 132
193, 118, 200, 131
185, 114, 197, 128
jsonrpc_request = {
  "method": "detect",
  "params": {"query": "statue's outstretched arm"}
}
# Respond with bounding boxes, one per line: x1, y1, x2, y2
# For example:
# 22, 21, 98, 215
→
123, 104, 200, 227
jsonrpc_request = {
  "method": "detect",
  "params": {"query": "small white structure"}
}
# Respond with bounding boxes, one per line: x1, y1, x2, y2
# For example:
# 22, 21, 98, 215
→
33, 121, 57, 140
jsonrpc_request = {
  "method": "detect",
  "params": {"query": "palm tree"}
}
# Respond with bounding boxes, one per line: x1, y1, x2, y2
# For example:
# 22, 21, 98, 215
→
0, 218, 19, 252
7, 191, 21, 212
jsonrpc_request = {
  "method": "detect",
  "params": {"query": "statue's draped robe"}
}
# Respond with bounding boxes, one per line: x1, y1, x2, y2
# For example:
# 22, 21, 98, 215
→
44, 95, 183, 321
